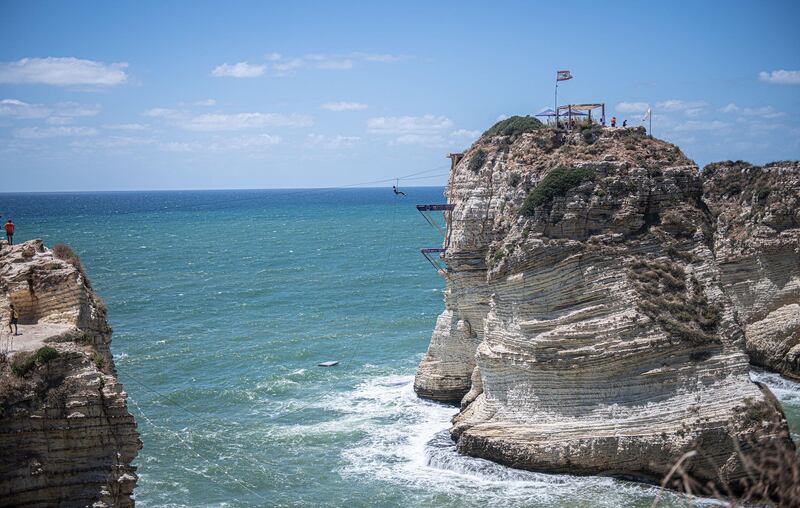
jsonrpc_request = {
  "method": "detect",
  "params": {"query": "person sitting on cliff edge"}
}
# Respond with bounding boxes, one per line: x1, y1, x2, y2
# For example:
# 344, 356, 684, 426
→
8, 304, 19, 336
4, 219, 14, 245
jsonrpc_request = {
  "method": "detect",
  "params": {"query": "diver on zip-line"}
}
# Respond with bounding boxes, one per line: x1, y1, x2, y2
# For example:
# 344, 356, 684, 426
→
392, 178, 406, 196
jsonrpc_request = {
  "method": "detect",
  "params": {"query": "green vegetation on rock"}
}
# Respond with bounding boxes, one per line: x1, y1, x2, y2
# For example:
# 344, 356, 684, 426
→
468, 149, 487, 172
520, 166, 595, 214
11, 346, 59, 377
482, 115, 544, 138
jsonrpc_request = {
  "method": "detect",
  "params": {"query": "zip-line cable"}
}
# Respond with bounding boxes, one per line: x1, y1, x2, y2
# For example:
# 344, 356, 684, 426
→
127, 395, 269, 502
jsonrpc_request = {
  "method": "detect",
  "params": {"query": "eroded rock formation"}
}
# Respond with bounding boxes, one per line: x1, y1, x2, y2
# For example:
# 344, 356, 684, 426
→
702, 161, 800, 379
415, 122, 795, 488
0, 240, 140, 507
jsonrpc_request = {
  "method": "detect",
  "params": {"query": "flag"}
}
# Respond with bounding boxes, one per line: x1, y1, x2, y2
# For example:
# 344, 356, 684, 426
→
641, 108, 651, 121
556, 70, 572, 81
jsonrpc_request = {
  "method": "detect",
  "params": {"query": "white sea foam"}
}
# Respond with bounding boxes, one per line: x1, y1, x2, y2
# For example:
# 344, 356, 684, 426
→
305, 375, 715, 507
750, 368, 800, 406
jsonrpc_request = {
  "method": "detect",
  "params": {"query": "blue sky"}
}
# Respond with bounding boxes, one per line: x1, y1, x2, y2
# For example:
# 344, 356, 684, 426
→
1, 0, 798, 191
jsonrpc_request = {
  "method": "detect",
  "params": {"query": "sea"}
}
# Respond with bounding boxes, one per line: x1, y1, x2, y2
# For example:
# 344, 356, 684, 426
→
1, 188, 797, 508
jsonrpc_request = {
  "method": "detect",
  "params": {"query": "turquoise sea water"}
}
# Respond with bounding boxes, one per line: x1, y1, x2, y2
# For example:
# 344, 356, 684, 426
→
1, 188, 797, 508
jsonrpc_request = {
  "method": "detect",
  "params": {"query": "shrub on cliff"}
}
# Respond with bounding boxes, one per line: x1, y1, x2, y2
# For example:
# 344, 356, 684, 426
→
578, 124, 603, 145
520, 166, 595, 214
482, 115, 544, 139
468, 149, 487, 172
52, 244, 84, 272
11, 346, 59, 377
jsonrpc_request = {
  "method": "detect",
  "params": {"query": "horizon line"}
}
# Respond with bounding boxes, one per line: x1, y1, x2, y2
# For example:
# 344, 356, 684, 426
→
0, 184, 447, 195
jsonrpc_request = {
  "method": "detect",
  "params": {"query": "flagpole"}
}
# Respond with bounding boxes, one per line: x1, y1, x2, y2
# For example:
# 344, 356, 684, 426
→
554, 79, 558, 128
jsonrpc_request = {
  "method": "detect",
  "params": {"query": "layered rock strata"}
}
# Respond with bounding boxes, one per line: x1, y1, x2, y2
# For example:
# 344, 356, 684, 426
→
415, 124, 794, 487
702, 161, 800, 379
0, 240, 141, 507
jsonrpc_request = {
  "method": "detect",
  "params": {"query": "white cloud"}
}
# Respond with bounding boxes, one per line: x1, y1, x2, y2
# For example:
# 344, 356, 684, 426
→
719, 103, 739, 113
45, 117, 74, 125
0, 99, 50, 118
352, 52, 406, 63
160, 134, 281, 152
272, 58, 306, 77
267, 52, 405, 77
367, 114, 454, 135
0, 99, 100, 120
54, 101, 101, 117
0, 57, 128, 86
144, 108, 313, 131
655, 100, 708, 112
450, 129, 480, 140
366, 114, 476, 147
740, 106, 785, 119
758, 70, 800, 85
306, 134, 361, 149
13, 126, 98, 139
143, 107, 177, 118
209, 134, 282, 150
211, 62, 266, 78
496, 113, 510, 121
306, 54, 354, 70
194, 99, 216, 106
102, 123, 149, 131
321, 101, 368, 112
615, 102, 650, 114
672, 120, 731, 132
181, 113, 312, 131
70, 136, 155, 150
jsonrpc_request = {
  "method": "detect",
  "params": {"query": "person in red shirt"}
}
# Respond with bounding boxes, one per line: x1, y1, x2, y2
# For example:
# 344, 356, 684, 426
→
4, 219, 14, 245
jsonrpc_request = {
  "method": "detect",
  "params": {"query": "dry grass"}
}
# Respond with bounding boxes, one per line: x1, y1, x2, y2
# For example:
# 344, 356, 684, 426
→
652, 407, 800, 507
52, 244, 84, 272
629, 258, 721, 345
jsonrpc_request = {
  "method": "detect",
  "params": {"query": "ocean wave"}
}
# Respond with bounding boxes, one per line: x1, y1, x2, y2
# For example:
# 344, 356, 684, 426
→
310, 375, 715, 508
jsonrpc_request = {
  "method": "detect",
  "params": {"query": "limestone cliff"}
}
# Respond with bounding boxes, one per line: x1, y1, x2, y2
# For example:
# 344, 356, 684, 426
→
702, 161, 800, 379
415, 121, 795, 489
0, 240, 141, 507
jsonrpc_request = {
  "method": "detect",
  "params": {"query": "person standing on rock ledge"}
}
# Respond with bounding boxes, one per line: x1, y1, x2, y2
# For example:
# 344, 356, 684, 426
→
4, 219, 14, 245
7, 304, 19, 336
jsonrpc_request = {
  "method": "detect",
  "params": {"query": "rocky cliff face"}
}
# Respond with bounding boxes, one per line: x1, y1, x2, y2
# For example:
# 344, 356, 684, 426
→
415, 122, 795, 489
0, 240, 140, 507
702, 161, 800, 380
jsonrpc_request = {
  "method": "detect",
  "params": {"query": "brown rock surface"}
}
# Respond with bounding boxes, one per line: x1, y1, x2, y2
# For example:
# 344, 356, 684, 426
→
702, 160, 800, 379
414, 121, 794, 489
0, 240, 141, 507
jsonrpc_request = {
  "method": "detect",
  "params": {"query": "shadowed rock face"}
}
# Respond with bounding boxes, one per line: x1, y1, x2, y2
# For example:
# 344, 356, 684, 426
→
0, 240, 141, 507
415, 126, 794, 488
702, 161, 800, 380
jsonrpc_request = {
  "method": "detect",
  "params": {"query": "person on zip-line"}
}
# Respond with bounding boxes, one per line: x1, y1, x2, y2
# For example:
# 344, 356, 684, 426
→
392, 185, 406, 196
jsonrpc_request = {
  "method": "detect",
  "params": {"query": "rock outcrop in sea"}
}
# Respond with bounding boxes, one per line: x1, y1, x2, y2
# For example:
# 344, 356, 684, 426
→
0, 240, 140, 507
414, 119, 797, 490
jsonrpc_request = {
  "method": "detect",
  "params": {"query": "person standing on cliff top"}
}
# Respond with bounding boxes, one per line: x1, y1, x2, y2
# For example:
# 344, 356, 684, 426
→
611, 116, 617, 128
8, 304, 18, 336
4, 219, 14, 245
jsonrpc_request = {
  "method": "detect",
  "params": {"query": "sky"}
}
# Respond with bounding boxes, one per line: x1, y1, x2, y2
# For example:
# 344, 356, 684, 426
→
1, 0, 799, 192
